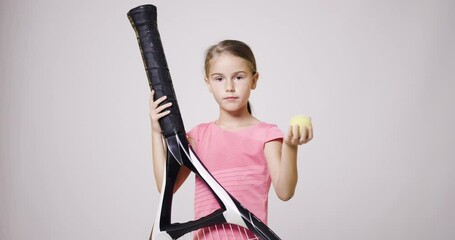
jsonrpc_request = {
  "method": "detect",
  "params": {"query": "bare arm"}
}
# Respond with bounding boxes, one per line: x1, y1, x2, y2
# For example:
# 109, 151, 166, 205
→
265, 124, 313, 201
149, 90, 190, 193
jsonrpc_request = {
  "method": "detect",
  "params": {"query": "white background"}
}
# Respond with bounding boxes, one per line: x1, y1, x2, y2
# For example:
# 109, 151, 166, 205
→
1, 0, 454, 239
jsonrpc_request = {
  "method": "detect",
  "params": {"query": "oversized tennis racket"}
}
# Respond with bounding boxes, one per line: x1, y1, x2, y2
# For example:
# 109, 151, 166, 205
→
127, 5, 281, 240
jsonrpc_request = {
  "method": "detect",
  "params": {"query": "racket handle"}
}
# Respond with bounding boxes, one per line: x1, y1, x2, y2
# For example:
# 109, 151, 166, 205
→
127, 4, 186, 137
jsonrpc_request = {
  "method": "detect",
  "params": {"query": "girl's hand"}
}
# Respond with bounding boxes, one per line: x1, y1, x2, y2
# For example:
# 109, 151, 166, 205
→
149, 90, 172, 134
284, 123, 313, 147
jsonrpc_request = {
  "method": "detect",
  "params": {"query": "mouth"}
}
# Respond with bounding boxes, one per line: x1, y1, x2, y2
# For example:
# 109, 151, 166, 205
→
223, 96, 239, 100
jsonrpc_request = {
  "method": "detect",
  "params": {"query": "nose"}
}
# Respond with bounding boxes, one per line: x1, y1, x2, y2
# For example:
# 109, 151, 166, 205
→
225, 79, 235, 92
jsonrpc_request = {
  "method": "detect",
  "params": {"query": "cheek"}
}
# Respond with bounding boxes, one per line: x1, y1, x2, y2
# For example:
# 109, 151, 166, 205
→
238, 88, 252, 101
240, 83, 253, 94
244, 90, 252, 99
205, 81, 213, 93
210, 86, 224, 99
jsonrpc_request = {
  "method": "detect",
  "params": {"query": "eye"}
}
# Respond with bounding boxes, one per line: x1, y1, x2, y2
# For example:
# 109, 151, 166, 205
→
235, 75, 245, 80
212, 76, 223, 82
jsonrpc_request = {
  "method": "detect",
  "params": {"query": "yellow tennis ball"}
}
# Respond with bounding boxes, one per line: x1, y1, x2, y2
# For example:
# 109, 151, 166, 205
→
289, 115, 312, 134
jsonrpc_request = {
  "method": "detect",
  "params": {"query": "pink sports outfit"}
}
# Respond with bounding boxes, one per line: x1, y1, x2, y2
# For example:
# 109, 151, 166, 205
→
187, 121, 283, 239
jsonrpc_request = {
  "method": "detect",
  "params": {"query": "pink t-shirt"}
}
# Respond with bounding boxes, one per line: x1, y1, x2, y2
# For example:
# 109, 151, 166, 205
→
187, 121, 283, 225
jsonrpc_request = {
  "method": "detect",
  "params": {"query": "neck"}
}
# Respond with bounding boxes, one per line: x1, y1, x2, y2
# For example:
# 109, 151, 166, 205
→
216, 107, 258, 130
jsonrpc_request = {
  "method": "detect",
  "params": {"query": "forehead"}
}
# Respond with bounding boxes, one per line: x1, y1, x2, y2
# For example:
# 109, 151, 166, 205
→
208, 53, 251, 74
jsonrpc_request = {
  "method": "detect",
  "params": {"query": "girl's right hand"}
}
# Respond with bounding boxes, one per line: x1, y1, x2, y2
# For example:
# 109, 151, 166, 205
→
149, 89, 172, 134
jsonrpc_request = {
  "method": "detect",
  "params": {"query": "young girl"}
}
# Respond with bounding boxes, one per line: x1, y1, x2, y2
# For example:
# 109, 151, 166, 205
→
149, 40, 313, 239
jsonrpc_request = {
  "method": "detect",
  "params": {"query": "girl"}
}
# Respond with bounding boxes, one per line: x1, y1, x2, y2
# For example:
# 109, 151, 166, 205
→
149, 40, 313, 239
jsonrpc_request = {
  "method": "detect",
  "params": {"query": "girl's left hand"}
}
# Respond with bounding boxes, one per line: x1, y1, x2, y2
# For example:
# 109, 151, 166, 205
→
284, 124, 313, 146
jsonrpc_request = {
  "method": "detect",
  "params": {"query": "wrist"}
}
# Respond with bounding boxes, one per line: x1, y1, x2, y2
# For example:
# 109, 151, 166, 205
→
283, 141, 298, 150
152, 128, 162, 134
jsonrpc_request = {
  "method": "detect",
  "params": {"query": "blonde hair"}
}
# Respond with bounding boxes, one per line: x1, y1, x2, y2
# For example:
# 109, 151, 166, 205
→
204, 40, 257, 77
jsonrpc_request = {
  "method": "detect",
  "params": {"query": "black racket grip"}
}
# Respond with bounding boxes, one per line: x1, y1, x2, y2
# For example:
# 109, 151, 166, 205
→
127, 5, 186, 138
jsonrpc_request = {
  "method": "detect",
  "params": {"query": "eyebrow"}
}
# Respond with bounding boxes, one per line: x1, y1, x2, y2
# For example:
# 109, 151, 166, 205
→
210, 73, 223, 77
210, 71, 247, 77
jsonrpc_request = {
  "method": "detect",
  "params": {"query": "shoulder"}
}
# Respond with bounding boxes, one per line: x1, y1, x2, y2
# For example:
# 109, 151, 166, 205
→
187, 122, 214, 140
257, 122, 278, 130
252, 122, 284, 143
187, 122, 213, 150
258, 122, 283, 134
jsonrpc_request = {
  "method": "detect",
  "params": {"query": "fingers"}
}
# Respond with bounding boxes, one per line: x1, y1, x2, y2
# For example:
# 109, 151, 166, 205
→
285, 125, 300, 146
307, 126, 313, 142
299, 126, 312, 144
286, 124, 313, 146
149, 90, 172, 120
292, 125, 301, 144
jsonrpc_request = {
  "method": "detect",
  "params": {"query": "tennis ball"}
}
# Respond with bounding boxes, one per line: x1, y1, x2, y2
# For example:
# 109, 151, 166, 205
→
289, 115, 312, 134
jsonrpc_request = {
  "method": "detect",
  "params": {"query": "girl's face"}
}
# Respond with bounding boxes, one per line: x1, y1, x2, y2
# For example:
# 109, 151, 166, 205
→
205, 53, 258, 114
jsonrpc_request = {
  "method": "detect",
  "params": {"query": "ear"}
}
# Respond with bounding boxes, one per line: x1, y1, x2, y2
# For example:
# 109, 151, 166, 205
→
205, 77, 213, 93
251, 72, 259, 90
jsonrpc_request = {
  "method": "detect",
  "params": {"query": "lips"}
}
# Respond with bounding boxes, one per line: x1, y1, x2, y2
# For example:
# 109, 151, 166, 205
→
223, 96, 239, 100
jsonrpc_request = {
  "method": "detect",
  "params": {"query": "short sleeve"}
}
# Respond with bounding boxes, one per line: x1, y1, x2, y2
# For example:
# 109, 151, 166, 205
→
187, 123, 210, 150
187, 125, 200, 144
265, 125, 284, 143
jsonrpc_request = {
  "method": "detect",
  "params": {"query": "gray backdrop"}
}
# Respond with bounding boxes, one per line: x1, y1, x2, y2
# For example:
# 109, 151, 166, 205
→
1, 0, 454, 239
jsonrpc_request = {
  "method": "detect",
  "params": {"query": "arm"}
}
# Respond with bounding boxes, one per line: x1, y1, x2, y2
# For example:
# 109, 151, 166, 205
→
265, 124, 313, 201
149, 90, 190, 193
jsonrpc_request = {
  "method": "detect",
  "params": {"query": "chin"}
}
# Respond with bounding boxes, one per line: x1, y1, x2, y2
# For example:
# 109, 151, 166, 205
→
222, 105, 246, 113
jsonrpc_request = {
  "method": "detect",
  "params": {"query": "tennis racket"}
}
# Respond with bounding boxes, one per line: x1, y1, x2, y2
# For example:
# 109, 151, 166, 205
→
127, 5, 281, 240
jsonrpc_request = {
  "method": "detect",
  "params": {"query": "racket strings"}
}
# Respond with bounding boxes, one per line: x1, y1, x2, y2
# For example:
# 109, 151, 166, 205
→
191, 224, 259, 240
169, 224, 259, 240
